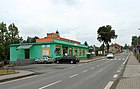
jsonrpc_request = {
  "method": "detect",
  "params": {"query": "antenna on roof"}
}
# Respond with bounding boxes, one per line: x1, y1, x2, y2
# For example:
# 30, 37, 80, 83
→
56, 29, 60, 36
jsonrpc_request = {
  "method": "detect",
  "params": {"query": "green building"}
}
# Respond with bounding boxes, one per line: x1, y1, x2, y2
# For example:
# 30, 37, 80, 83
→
10, 39, 88, 64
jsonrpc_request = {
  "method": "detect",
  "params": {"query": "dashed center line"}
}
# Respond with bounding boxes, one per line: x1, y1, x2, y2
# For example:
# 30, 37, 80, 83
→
101, 63, 104, 65
39, 80, 61, 89
70, 66, 76, 68
97, 65, 100, 67
91, 67, 95, 69
82, 70, 88, 73
119, 67, 123, 70
69, 74, 78, 78
117, 70, 121, 73
78, 64, 82, 66
113, 74, 118, 78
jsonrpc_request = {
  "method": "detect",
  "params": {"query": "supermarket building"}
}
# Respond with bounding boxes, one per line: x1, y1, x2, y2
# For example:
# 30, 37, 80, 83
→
10, 32, 88, 64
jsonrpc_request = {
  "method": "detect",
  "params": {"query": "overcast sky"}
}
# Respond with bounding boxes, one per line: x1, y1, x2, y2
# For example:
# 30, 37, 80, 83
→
0, 0, 140, 46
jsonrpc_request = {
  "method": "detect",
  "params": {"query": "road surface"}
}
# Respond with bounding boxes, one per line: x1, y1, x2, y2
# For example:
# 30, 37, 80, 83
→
0, 53, 129, 89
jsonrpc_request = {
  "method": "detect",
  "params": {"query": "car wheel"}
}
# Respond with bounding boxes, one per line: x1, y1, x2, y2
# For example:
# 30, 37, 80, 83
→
56, 61, 59, 64
49, 62, 52, 64
44, 61, 47, 64
70, 60, 74, 64
35, 61, 38, 64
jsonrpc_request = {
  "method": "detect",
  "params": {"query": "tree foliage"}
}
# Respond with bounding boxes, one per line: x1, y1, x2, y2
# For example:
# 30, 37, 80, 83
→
0, 22, 23, 61
124, 44, 129, 49
131, 36, 137, 47
23, 36, 39, 43
97, 25, 117, 53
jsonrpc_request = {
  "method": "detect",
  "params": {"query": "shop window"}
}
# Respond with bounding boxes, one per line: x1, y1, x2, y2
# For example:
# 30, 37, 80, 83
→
74, 48, 77, 55
82, 49, 84, 55
78, 48, 81, 56
69, 48, 72, 55
55, 46, 61, 55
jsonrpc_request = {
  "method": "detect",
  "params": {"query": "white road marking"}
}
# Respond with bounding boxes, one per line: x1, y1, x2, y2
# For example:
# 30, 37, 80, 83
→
91, 67, 95, 69
0, 75, 38, 85
117, 70, 121, 73
78, 64, 82, 66
123, 53, 130, 65
39, 80, 61, 89
69, 74, 78, 78
104, 81, 114, 89
70, 66, 76, 68
123, 58, 127, 64
102, 59, 105, 60
97, 65, 100, 67
113, 74, 118, 78
119, 67, 123, 70
82, 70, 88, 73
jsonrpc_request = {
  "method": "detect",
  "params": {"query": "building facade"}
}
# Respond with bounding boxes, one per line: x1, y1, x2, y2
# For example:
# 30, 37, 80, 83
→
109, 43, 121, 53
10, 32, 88, 64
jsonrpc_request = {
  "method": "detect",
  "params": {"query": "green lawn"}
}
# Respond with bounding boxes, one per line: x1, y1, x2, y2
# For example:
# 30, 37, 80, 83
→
0, 70, 16, 75
0, 64, 16, 75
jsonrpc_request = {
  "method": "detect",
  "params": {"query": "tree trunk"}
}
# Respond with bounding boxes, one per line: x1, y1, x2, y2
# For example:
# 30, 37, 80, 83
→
107, 43, 109, 53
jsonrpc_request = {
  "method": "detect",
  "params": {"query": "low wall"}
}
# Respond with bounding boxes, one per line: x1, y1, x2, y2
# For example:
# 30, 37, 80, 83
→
10, 59, 35, 66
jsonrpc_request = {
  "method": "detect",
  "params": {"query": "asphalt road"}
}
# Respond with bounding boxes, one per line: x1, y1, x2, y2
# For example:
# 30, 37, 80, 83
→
0, 53, 129, 89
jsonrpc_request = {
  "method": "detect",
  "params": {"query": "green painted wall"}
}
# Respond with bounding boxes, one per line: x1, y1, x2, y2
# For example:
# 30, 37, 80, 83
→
10, 46, 18, 61
30, 45, 42, 60
10, 46, 25, 61
50, 44, 56, 58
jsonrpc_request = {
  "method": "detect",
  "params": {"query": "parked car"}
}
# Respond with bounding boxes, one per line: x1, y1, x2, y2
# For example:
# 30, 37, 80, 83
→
107, 53, 114, 59
55, 56, 79, 64
35, 56, 54, 64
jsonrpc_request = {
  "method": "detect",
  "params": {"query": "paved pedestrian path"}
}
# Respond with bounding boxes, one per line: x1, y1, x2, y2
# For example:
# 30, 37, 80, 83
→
0, 70, 35, 82
115, 52, 140, 89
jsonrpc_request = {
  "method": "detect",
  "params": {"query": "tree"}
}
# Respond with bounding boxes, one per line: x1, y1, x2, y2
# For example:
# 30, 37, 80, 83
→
0, 22, 23, 61
89, 45, 94, 52
97, 25, 117, 53
8, 23, 23, 44
23, 36, 39, 43
124, 44, 129, 49
131, 36, 137, 47
0, 22, 7, 61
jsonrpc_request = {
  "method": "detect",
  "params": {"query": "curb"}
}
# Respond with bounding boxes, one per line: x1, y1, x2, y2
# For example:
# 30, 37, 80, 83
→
0, 72, 37, 83
80, 56, 105, 63
108, 53, 131, 89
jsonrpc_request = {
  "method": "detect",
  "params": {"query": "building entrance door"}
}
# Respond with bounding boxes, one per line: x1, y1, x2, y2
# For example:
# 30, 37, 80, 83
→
25, 49, 30, 59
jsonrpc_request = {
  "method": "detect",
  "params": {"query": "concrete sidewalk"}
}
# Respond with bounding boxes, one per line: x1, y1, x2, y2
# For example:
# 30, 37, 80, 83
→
0, 70, 36, 83
115, 52, 140, 89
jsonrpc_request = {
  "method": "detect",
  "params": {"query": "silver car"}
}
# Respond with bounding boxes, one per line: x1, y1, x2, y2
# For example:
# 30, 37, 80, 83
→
35, 56, 54, 64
